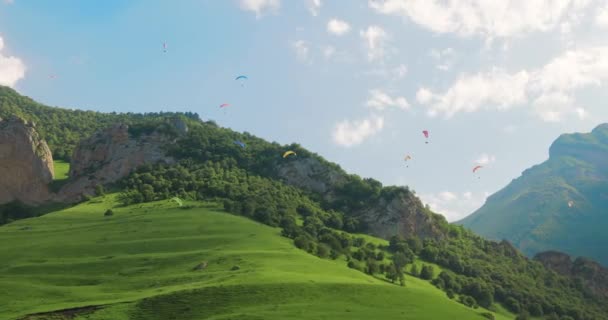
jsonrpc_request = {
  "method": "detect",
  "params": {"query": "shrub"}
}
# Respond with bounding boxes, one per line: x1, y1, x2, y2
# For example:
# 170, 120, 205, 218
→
480, 312, 495, 320
104, 209, 114, 217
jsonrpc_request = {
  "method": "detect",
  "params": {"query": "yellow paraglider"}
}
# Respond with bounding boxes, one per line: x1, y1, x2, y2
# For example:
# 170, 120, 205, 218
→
283, 151, 297, 158
404, 155, 412, 168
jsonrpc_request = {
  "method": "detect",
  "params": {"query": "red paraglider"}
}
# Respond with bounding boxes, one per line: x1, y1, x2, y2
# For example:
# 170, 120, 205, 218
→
422, 130, 429, 144
473, 165, 483, 173
219, 103, 230, 108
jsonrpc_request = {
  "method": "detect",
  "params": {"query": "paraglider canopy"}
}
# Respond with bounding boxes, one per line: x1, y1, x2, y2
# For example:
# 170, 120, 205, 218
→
283, 151, 296, 158
404, 155, 412, 168
472, 165, 483, 173
219, 103, 230, 108
171, 197, 183, 207
422, 130, 429, 144
235, 75, 248, 80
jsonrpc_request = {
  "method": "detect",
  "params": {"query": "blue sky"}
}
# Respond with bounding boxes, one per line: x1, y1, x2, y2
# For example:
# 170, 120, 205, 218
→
1, 0, 608, 221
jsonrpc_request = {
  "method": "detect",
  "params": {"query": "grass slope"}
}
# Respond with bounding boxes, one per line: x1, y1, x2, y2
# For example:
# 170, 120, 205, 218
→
0, 196, 502, 320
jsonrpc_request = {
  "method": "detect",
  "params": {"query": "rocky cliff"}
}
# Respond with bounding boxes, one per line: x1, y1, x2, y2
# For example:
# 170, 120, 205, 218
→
57, 123, 177, 201
0, 117, 54, 205
535, 251, 608, 300
276, 157, 446, 240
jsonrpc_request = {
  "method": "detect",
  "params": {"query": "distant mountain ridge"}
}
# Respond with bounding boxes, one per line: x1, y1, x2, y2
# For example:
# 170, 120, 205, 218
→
460, 123, 608, 265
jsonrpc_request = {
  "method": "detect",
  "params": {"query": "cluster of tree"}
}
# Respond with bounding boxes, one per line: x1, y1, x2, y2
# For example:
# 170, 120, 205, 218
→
386, 233, 606, 320
0, 86, 198, 160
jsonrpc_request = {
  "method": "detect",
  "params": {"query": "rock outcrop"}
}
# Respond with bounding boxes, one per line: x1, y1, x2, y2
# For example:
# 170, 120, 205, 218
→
359, 190, 446, 240
277, 157, 445, 240
57, 123, 176, 201
0, 117, 54, 204
535, 251, 608, 299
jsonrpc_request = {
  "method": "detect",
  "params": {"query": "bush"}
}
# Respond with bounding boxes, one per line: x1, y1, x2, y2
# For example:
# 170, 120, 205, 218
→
104, 209, 114, 217
480, 312, 495, 320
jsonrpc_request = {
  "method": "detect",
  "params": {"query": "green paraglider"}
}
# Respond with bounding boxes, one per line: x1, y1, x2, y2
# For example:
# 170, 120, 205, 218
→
171, 197, 183, 207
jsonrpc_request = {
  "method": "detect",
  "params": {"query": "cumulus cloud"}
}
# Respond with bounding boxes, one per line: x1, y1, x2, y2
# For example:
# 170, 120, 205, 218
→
596, 3, 608, 28
332, 114, 384, 147
417, 46, 608, 121
292, 40, 310, 62
415, 87, 433, 104
368, 0, 594, 39
0, 37, 26, 88
419, 68, 530, 117
327, 18, 351, 35
360, 25, 389, 62
475, 153, 496, 165
306, 0, 322, 16
240, 0, 280, 18
421, 190, 489, 222
366, 89, 409, 110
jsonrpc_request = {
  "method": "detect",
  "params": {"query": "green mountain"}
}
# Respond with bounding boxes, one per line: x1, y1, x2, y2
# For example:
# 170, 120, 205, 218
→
2, 86, 608, 319
460, 124, 608, 265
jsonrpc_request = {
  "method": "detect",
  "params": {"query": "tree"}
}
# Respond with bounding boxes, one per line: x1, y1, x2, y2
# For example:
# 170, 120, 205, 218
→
410, 264, 420, 277
515, 311, 530, 320
95, 184, 105, 196
505, 297, 521, 314
420, 265, 435, 280
316, 243, 330, 258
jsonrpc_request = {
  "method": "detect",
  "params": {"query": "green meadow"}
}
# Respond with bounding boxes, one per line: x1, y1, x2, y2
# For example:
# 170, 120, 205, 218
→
0, 196, 507, 320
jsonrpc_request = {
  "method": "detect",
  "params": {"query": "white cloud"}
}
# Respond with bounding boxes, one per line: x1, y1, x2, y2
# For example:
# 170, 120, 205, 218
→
475, 153, 496, 165
0, 37, 26, 88
368, 0, 594, 39
415, 87, 433, 104
439, 191, 457, 201
421, 190, 489, 222
240, 0, 280, 18
596, 3, 608, 28
327, 18, 351, 36
418, 68, 530, 117
332, 114, 384, 147
417, 46, 608, 121
532, 46, 608, 93
360, 25, 389, 62
532, 92, 578, 122
366, 89, 409, 110
306, 0, 322, 16
292, 40, 310, 62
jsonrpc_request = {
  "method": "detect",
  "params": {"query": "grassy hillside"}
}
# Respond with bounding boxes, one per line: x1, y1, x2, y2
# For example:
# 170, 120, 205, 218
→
0, 196, 499, 320
460, 124, 608, 265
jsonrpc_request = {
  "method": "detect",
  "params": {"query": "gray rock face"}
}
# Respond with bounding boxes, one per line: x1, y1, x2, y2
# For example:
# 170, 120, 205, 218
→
57, 124, 175, 201
277, 157, 445, 240
535, 251, 608, 299
360, 191, 445, 240
0, 117, 54, 204
277, 157, 346, 199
